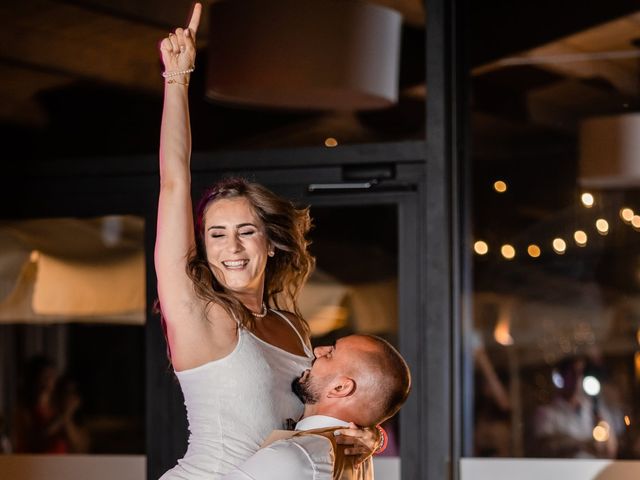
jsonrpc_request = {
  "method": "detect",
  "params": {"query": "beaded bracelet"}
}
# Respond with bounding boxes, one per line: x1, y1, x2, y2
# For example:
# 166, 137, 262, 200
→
374, 425, 387, 454
162, 67, 195, 79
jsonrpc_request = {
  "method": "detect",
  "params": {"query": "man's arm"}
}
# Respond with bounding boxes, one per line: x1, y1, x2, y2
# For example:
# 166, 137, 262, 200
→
222, 436, 334, 480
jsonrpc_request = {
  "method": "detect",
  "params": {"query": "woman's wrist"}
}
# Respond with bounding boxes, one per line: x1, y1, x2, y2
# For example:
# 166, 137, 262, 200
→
165, 77, 190, 87
162, 67, 194, 87
162, 67, 195, 78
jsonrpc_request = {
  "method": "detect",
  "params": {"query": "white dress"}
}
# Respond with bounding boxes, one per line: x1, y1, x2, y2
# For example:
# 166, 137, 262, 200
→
159, 310, 313, 479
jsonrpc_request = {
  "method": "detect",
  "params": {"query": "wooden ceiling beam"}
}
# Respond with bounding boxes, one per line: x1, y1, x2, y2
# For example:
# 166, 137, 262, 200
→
0, 0, 166, 95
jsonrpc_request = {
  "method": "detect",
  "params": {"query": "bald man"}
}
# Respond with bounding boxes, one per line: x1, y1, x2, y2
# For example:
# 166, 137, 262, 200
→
221, 334, 411, 480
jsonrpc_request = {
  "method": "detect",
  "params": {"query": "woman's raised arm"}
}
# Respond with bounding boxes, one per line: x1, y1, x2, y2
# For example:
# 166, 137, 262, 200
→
154, 4, 208, 356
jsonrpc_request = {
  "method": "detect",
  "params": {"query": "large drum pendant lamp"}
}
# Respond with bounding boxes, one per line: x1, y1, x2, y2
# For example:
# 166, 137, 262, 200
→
206, 0, 402, 110
579, 113, 640, 188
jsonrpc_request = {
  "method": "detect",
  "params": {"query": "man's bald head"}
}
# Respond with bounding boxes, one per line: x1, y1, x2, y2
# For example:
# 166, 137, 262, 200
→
347, 335, 411, 425
294, 334, 411, 426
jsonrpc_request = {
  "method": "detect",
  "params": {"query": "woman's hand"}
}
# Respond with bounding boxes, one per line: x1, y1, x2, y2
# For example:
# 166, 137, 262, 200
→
334, 422, 381, 466
159, 3, 202, 78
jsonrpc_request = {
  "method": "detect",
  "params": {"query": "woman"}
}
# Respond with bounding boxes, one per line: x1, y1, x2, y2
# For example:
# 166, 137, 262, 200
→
156, 4, 378, 478
14, 356, 89, 454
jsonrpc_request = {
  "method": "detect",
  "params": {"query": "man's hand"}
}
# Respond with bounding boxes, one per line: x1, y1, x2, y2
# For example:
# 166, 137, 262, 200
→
334, 422, 380, 467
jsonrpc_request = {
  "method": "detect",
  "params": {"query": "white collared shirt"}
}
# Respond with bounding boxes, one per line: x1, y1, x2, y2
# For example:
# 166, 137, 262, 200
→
220, 415, 350, 480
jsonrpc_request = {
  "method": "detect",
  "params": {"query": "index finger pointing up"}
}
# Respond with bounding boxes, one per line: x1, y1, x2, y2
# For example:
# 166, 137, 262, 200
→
187, 3, 202, 35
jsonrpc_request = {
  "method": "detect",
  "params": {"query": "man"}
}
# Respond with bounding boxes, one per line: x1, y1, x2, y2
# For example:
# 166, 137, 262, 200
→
533, 356, 618, 458
222, 334, 411, 480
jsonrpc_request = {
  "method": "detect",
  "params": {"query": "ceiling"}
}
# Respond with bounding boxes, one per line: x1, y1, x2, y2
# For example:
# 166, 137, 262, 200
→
0, 0, 423, 159
3, 1, 639, 161
0, 0, 424, 138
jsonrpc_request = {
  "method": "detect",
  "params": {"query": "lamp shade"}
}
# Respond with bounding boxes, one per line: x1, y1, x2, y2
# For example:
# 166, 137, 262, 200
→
206, 0, 402, 110
579, 113, 640, 188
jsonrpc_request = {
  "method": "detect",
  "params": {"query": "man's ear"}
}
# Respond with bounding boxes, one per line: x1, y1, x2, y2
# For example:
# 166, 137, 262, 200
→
327, 376, 355, 398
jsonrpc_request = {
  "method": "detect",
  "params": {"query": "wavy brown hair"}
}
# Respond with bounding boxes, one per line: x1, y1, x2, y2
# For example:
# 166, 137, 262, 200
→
188, 177, 315, 331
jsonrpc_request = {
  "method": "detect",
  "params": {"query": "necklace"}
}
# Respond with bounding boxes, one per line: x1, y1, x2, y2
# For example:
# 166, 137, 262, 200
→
251, 302, 268, 318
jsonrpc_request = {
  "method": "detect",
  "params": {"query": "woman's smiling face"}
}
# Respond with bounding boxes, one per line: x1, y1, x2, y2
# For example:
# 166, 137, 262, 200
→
203, 196, 271, 298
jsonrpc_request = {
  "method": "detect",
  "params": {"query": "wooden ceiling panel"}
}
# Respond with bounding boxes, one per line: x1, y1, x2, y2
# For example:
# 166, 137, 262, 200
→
0, 0, 166, 94
476, 11, 640, 97
564, 11, 640, 52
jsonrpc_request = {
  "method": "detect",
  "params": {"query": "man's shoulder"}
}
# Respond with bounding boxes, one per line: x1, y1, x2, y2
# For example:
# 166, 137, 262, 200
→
225, 435, 333, 480
280, 432, 335, 461
271, 435, 334, 478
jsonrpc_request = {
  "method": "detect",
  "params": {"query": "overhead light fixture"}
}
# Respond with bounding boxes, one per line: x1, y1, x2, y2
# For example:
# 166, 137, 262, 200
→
206, 0, 402, 110
579, 113, 640, 188
0, 252, 145, 324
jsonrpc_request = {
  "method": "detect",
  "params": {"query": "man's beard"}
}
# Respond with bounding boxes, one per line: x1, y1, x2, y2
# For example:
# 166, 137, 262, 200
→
292, 372, 320, 405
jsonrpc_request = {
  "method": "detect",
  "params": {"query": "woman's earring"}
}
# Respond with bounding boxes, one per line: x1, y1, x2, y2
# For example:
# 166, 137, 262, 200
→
268, 250, 275, 257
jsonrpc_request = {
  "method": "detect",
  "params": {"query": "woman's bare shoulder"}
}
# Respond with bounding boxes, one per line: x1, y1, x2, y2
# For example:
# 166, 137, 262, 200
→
165, 301, 240, 370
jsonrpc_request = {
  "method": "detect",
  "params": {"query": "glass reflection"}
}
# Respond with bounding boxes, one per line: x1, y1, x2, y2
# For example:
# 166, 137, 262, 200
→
0, 216, 145, 455
470, 5, 640, 460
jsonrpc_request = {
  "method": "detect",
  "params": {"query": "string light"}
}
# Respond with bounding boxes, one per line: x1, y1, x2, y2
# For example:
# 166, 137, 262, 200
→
527, 244, 541, 258
493, 180, 507, 193
580, 192, 594, 208
595, 219, 609, 235
474, 240, 489, 255
574, 230, 588, 247
621, 208, 634, 223
474, 199, 640, 262
552, 238, 566, 254
501, 244, 515, 259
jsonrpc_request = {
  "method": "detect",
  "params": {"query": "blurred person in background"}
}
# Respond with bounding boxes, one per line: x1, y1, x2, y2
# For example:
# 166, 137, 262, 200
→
13, 355, 89, 454
533, 355, 617, 458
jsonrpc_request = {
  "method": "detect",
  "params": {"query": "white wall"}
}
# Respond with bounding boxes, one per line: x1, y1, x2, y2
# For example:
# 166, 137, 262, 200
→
461, 458, 640, 480
373, 457, 400, 479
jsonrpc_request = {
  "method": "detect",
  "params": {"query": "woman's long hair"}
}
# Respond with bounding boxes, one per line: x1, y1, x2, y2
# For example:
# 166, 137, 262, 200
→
187, 177, 315, 331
